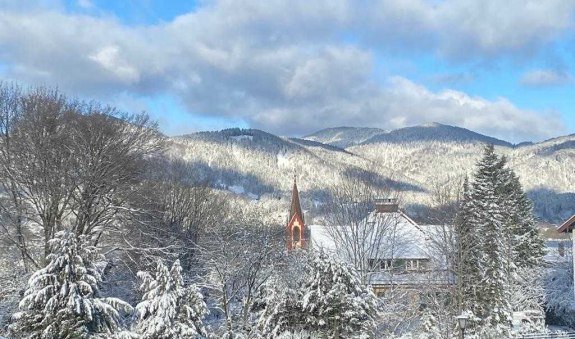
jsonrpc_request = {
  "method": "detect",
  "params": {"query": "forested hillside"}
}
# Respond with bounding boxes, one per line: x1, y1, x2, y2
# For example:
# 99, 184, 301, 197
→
168, 126, 575, 223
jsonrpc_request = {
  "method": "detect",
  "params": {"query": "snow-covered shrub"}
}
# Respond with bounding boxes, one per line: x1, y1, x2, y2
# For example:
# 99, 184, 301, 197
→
416, 310, 443, 339
545, 255, 575, 327
133, 259, 208, 338
259, 252, 377, 338
9, 231, 132, 338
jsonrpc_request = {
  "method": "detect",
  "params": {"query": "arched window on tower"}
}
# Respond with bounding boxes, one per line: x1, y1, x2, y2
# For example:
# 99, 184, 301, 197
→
293, 225, 301, 246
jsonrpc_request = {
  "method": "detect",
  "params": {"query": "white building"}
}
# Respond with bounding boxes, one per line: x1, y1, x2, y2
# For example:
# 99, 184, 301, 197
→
308, 198, 453, 295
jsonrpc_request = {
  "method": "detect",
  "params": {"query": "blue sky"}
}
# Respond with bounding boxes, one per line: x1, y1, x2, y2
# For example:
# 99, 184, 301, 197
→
0, 0, 574, 142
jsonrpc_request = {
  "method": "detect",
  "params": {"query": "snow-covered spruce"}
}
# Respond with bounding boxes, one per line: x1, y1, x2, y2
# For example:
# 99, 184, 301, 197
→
133, 259, 208, 339
454, 177, 483, 312
471, 145, 511, 330
9, 231, 131, 338
454, 145, 546, 334
259, 252, 377, 338
502, 170, 546, 270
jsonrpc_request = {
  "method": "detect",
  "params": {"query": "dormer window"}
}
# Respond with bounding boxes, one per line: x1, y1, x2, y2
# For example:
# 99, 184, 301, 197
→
368, 258, 430, 272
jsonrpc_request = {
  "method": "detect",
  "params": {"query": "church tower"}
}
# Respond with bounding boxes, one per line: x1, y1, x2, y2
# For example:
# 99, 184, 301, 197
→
286, 177, 305, 250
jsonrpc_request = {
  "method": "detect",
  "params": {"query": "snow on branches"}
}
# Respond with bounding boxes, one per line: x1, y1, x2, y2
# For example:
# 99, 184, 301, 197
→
454, 145, 546, 333
9, 231, 132, 338
134, 259, 208, 339
259, 252, 377, 338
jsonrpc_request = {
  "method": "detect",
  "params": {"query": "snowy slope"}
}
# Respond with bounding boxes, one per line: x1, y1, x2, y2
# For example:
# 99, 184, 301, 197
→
169, 126, 575, 223
303, 127, 387, 148
304, 123, 511, 148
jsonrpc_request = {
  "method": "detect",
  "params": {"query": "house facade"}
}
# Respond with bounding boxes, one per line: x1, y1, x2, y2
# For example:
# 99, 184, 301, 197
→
285, 184, 451, 294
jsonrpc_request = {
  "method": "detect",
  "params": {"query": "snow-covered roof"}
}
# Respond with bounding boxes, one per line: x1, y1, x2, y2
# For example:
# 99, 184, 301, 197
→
308, 210, 431, 260
367, 270, 454, 287
558, 215, 575, 233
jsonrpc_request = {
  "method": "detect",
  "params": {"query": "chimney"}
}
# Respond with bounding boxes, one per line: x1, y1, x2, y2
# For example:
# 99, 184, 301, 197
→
375, 197, 399, 213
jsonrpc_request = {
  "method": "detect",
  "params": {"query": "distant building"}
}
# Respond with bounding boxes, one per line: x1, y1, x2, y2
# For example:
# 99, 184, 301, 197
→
285, 184, 452, 294
286, 178, 306, 250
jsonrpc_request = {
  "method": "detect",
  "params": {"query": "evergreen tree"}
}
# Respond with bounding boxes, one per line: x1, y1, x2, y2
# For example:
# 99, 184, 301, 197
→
10, 231, 131, 338
259, 252, 377, 338
454, 177, 482, 312
257, 280, 304, 338
455, 145, 546, 334
503, 170, 545, 269
134, 259, 208, 339
300, 252, 377, 338
469, 145, 511, 329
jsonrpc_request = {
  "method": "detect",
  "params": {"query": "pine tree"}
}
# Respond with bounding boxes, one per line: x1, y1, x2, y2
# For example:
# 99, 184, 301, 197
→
134, 259, 208, 339
456, 145, 547, 334
503, 170, 545, 269
259, 252, 377, 338
300, 253, 377, 338
471, 146, 511, 328
10, 231, 131, 338
257, 280, 304, 338
454, 177, 482, 312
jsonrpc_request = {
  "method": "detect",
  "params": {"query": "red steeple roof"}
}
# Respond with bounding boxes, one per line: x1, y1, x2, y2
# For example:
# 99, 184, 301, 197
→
286, 177, 306, 250
289, 177, 304, 224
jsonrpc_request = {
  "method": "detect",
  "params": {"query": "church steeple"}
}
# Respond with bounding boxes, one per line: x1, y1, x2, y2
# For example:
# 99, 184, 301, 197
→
289, 176, 304, 224
287, 177, 305, 249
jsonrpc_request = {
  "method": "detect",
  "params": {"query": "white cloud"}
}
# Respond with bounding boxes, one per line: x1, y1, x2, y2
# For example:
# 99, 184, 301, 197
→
0, 1, 570, 142
520, 69, 572, 87
366, 0, 575, 58
88, 46, 140, 84
377, 77, 564, 142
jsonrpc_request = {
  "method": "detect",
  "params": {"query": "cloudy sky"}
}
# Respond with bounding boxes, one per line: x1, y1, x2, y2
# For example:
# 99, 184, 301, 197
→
0, 0, 574, 142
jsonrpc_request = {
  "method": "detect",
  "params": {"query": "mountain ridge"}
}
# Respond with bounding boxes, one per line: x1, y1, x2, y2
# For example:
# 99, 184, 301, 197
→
169, 124, 575, 223
305, 123, 514, 148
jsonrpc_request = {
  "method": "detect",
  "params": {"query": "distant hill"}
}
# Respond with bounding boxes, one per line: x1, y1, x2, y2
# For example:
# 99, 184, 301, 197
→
304, 127, 387, 148
170, 125, 575, 223
359, 123, 512, 147
305, 123, 512, 148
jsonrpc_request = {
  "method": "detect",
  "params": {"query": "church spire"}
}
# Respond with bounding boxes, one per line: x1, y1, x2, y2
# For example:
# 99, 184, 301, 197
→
286, 176, 305, 250
289, 176, 304, 224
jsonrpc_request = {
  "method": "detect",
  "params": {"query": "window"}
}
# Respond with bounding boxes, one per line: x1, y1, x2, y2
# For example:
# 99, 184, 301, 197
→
293, 226, 300, 243
367, 258, 430, 272
393, 259, 406, 272
406, 259, 430, 271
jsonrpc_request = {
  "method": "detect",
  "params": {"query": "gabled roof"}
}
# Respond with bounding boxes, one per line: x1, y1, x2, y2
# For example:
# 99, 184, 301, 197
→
289, 177, 304, 224
308, 211, 430, 260
557, 215, 575, 233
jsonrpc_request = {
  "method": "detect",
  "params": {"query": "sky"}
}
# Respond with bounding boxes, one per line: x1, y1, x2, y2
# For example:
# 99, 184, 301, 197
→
0, 0, 574, 142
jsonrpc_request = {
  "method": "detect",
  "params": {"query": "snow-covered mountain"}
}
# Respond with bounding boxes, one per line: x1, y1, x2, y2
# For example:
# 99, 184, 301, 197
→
168, 125, 575, 223
306, 123, 511, 147
304, 127, 387, 148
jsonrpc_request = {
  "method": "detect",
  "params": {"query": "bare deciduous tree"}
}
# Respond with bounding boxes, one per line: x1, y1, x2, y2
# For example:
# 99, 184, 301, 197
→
0, 84, 163, 265
321, 172, 406, 284
197, 210, 284, 336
